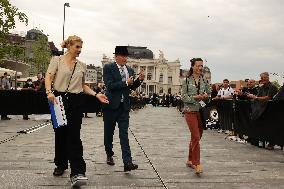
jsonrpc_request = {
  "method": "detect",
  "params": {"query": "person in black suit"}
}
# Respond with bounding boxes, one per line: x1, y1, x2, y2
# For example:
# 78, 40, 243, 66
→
103, 46, 145, 172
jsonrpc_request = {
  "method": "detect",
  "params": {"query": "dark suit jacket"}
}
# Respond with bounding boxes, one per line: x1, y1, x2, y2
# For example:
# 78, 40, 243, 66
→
103, 62, 142, 110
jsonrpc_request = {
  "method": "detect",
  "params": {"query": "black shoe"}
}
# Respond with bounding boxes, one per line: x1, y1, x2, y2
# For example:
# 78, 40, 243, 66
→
53, 167, 65, 176
124, 162, 138, 172
106, 156, 115, 166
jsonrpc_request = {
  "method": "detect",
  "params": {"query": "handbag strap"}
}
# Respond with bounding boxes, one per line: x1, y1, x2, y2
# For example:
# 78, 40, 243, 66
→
65, 61, 78, 93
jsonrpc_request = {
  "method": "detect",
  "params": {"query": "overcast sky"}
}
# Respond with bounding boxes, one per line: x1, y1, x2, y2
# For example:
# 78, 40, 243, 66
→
10, 0, 284, 83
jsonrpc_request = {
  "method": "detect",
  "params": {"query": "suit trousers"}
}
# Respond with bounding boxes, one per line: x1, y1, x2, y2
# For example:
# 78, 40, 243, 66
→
184, 111, 203, 166
53, 93, 86, 177
103, 103, 132, 164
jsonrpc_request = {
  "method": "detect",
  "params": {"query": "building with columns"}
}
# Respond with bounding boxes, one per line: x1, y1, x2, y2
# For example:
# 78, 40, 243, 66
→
85, 64, 103, 87
101, 46, 181, 95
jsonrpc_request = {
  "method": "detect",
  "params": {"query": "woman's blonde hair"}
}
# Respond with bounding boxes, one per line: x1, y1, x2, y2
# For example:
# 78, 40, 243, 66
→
61, 35, 83, 49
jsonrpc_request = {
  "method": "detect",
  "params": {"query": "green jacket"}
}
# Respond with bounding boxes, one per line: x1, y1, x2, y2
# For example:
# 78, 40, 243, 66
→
181, 76, 211, 112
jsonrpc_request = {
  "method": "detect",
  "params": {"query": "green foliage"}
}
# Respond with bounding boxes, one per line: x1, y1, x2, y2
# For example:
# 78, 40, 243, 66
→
0, 0, 28, 60
272, 80, 281, 90
3, 43, 24, 60
32, 35, 51, 74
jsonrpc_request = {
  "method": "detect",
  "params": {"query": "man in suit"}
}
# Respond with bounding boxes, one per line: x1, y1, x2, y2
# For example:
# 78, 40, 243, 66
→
103, 46, 145, 172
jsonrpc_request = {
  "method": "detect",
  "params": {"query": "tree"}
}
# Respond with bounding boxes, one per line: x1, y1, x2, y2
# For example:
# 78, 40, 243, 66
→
10, 44, 25, 61
32, 35, 51, 74
272, 80, 281, 90
0, 0, 28, 61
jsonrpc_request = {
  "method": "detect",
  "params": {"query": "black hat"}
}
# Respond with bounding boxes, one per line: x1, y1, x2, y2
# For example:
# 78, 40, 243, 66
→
113, 46, 129, 56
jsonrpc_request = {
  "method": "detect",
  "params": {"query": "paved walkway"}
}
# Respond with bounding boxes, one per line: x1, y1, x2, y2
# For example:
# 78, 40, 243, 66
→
0, 106, 283, 189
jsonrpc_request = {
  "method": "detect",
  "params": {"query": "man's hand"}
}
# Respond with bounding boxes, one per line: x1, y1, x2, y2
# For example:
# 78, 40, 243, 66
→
96, 93, 109, 104
127, 76, 134, 85
247, 94, 257, 99
212, 96, 220, 100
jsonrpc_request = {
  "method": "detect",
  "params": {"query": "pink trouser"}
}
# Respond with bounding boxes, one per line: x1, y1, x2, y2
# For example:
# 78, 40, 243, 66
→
184, 112, 203, 165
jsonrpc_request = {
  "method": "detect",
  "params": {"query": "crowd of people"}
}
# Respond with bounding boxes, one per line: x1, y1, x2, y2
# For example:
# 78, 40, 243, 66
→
181, 71, 282, 152
0, 72, 45, 120
149, 92, 183, 108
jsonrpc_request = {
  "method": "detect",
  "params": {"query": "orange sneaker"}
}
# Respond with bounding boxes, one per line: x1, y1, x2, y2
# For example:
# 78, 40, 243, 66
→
195, 165, 203, 174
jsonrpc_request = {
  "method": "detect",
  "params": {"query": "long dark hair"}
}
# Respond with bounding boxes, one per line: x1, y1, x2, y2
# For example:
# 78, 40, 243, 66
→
188, 58, 203, 77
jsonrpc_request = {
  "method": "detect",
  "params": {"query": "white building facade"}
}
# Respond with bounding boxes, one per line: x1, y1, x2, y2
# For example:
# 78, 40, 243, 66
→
85, 64, 103, 86
101, 47, 181, 95
85, 66, 97, 84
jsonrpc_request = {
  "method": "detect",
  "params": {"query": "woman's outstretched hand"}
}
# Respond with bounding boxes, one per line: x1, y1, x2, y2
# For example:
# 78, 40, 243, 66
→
96, 93, 109, 104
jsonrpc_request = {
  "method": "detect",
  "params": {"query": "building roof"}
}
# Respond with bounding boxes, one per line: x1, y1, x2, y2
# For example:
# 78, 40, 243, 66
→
127, 46, 154, 59
7, 34, 25, 44
26, 29, 47, 40
27, 29, 43, 34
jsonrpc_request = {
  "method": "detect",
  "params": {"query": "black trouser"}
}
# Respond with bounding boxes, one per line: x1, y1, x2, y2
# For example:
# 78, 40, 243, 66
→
103, 103, 132, 164
53, 92, 86, 176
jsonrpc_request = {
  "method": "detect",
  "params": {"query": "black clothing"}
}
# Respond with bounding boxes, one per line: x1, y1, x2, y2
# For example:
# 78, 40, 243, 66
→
34, 79, 45, 92
53, 91, 86, 176
23, 83, 35, 89
211, 89, 218, 98
251, 82, 278, 120
257, 82, 278, 98
273, 84, 284, 100
238, 87, 259, 100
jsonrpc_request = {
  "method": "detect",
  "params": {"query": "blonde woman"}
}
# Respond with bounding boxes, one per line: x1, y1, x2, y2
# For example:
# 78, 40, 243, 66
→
45, 35, 108, 187
181, 58, 211, 174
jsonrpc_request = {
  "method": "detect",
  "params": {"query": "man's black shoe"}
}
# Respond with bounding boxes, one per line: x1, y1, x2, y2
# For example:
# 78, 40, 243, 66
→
53, 167, 65, 176
124, 162, 138, 172
106, 156, 115, 166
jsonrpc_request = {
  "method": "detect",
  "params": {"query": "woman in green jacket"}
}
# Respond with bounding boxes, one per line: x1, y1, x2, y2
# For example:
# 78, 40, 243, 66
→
181, 58, 211, 174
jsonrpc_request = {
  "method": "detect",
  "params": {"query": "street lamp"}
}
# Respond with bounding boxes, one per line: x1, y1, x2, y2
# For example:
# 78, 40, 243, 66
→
62, 2, 70, 53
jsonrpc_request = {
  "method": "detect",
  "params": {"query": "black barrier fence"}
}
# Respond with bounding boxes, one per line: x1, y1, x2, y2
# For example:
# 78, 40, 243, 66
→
199, 100, 234, 131
234, 100, 284, 146
205, 100, 284, 146
0, 90, 146, 115
176, 99, 284, 146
